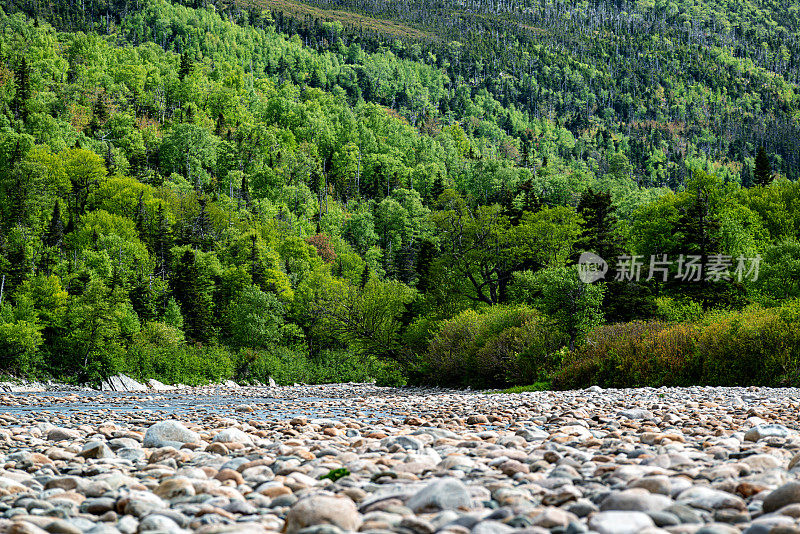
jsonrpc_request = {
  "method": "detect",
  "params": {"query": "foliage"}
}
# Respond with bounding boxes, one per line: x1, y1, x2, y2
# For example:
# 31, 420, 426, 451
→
0, 0, 797, 390
424, 305, 565, 388
554, 301, 800, 389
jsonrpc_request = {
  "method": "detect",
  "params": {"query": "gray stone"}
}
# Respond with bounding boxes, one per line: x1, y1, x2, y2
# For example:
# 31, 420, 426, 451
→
406, 477, 473, 512
600, 489, 673, 512
47, 428, 80, 441
762, 481, 800, 513
143, 420, 200, 448
744, 424, 793, 442
138, 514, 187, 533
381, 435, 423, 451
677, 486, 747, 511
471, 520, 515, 534
284, 495, 362, 534
618, 409, 654, 420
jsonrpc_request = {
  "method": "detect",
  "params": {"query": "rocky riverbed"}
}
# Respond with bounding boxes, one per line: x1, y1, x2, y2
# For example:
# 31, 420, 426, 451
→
1, 385, 800, 534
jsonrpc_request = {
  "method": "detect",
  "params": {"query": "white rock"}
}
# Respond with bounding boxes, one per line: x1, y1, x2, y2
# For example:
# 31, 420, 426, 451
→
147, 379, 176, 391
101, 374, 148, 392
213, 427, 253, 445
143, 420, 200, 448
589, 511, 655, 534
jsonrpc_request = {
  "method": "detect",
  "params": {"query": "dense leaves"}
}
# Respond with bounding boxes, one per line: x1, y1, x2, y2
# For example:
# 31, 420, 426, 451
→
0, 0, 798, 388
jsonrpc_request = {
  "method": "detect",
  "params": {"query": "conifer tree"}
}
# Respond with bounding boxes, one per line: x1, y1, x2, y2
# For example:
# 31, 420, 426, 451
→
193, 198, 214, 251
249, 234, 267, 290
12, 58, 30, 121
360, 263, 370, 289
44, 200, 65, 249
755, 145, 773, 186
172, 249, 215, 343
576, 188, 619, 261
154, 204, 173, 279
134, 192, 149, 244
178, 52, 193, 81
414, 240, 435, 293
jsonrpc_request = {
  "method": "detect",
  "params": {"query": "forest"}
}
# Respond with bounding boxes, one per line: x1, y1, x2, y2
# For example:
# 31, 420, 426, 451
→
0, 0, 799, 389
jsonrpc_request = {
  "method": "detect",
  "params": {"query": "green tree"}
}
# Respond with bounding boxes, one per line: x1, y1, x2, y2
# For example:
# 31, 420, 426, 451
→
12, 57, 31, 121
178, 52, 193, 81
511, 266, 604, 351
160, 124, 219, 190
63, 148, 107, 229
432, 191, 514, 305
227, 285, 285, 348
755, 145, 773, 186
172, 249, 216, 343
59, 277, 123, 384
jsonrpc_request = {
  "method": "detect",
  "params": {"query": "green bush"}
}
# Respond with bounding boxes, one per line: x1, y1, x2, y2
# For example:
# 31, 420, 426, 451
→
124, 342, 234, 386
696, 306, 800, 386
554, 301, 800, 389
241, 347, 408, 386
423, 305, 564, 388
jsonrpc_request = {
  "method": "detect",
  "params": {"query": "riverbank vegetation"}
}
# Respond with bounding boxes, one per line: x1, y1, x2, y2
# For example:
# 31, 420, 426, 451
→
0, 0, 798, 388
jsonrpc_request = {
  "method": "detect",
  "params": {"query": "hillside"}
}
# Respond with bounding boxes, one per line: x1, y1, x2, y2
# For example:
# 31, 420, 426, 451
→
0, 0, 799, 389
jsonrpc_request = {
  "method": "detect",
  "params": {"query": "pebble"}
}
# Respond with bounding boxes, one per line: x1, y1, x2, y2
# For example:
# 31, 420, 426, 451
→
0, 384, 797, 533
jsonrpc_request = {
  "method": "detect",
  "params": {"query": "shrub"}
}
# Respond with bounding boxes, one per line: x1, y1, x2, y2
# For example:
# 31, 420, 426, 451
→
423, 305, 564, 388
553, 321, 699, 389
654, 296, 703, 323
240, 346, 407, 386
555, 303, 800, 389
696, 306, 799, 386
124, 342, 234, 386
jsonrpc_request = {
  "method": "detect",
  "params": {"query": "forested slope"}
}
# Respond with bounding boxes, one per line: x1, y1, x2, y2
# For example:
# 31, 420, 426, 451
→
0, 0, 799, 389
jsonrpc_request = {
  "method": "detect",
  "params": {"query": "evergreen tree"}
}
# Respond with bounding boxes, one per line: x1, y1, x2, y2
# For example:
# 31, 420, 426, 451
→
755, 145, 773, 186
193, 198, 214, 251
172, 249, 215, 343
44, 200, 65, 249
429, 174, 445, 204
414, 239, 435, 293
89, 95, 108, 132
12, 57, 30, 121
154, 204, 173, 279
360, 263, 370, 289
741, 161, 754, 188
134, 192, 149, 245
576, 188, 620, 261
178, 52, 193, 81
129, 275, 157, 323
249, 234, 267, 290
672, 177, 722, 309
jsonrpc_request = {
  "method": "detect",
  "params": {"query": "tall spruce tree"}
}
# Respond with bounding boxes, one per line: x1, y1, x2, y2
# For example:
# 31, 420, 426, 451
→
154, 204, 173, 279
576, 188, 619, 261
172, 249, 215, 343
178, 52, 193, 81
12, 58, 30, 121
249, 234, 267, 290
755, 145, 773, 186
44, 200, 65, 249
